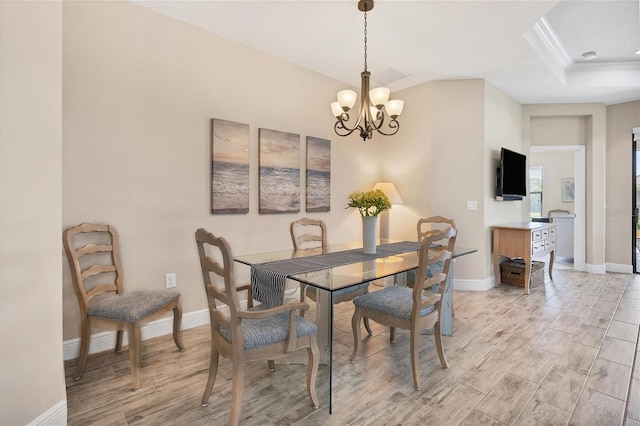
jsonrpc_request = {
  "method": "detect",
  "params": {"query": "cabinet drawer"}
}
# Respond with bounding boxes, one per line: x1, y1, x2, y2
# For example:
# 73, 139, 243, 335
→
532, 242, 545, 254
533, 230, 542, 241
542, 229, 549, 239
548, 228, 555, 240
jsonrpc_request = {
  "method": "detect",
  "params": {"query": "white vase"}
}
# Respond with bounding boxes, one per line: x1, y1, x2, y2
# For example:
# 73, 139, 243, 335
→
362, 215, 378, 254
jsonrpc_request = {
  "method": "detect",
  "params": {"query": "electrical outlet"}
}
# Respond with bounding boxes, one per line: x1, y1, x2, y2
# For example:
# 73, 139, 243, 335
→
165, 273, 176, 289
466, 200, 478, 211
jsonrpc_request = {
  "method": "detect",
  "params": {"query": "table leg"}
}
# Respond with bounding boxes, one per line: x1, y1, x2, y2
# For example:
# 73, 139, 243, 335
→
440, 266, 454, 336
523, 251, 532, 295
314, 290, 331, 365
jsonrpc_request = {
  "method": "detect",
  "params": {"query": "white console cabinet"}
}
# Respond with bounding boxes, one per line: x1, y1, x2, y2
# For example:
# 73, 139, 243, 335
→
551, 215, 575, 258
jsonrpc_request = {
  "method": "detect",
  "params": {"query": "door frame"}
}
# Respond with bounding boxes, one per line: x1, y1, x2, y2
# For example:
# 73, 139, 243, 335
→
531, 145, 586, 271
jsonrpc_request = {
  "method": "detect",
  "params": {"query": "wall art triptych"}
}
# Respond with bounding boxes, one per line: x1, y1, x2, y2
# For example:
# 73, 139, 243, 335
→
210, 118, 331, 214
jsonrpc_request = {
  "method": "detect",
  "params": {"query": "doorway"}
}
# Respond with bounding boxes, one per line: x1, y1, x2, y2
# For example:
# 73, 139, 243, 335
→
530, 145, 586, 271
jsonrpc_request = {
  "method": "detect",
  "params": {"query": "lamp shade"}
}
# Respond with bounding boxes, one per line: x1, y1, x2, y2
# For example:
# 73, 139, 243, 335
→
373, 182, 403, 204
331, 102, 343, 118
369, 87, 390, 107
337, 90, 357, 110
385, 100, 404, 118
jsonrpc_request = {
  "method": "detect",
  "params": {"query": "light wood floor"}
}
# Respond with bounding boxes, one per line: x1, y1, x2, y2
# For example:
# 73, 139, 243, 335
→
65, 269, 640, 425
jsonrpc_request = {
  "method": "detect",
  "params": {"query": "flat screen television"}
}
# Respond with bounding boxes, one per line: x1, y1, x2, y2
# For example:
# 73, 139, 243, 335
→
496, 147, 526, 200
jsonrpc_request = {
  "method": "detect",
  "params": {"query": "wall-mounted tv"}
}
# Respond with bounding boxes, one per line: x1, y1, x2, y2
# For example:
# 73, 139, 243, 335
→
496, 147, 526, 200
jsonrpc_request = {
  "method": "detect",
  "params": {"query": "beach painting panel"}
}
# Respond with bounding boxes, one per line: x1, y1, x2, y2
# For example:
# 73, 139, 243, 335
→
259, 128, 300, 214
211, 118, 250, 214
306, 136, 331, 212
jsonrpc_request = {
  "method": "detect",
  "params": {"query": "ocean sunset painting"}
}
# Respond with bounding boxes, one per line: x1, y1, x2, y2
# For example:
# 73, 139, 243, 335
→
306, 136, 331, 212
259, 128, 300, 214
211, 118, 250, 214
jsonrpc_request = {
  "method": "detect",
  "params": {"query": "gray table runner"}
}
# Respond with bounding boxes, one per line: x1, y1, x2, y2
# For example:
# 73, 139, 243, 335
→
251, 241, 420, 307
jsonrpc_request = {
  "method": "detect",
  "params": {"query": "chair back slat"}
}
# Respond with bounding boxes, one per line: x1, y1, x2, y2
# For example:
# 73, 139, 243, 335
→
76, 243, 113, 256
81, 264, 117, 280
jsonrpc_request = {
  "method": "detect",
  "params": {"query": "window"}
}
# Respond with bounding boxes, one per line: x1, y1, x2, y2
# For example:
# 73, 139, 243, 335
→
529, 166, 543, 218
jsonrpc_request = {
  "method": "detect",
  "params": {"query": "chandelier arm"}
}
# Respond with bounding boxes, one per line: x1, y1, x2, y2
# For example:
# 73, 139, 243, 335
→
334, 120, 364, 138
374, 119, 400, 136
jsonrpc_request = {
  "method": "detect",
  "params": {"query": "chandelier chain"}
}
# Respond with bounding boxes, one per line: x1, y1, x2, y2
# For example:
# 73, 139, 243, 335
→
363, 11, 368, 72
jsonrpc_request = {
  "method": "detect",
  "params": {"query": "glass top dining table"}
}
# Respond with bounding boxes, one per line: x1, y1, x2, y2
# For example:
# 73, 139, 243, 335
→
234, 239, 477, 413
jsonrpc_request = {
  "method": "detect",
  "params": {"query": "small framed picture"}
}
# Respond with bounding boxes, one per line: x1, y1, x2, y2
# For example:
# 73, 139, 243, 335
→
561, 178, 575, 202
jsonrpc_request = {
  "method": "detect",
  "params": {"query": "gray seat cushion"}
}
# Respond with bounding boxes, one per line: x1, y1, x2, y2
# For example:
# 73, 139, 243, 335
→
220, 305, 318, 351
88, 290, 180, 322
353, 286, 436, 321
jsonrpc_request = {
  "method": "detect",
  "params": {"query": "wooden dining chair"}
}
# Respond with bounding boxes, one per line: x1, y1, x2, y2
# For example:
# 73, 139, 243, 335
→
350, 227, 455, 391
195, 228, 319, 426
63, 223, 183, 390
290, 218, 372, 335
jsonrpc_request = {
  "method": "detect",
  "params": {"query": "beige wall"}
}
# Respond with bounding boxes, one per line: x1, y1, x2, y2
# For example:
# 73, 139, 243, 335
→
62, 1, 382, 341
530, 151, 575, 215
0, 1, 66, 424
606, 101, 640, 266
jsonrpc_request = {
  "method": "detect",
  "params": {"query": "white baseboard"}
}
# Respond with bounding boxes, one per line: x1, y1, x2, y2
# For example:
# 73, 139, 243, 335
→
28, 399, 66, 426
453, 277, 494, 291
63, 308, 211, 361
606, 262, 633, 274
585, 263, 607, 274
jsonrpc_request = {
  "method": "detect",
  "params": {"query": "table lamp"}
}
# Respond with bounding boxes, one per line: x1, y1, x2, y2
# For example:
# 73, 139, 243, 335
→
373, 182, 403, 240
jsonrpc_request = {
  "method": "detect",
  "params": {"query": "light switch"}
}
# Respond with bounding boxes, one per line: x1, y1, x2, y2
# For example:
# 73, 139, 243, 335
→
467, 201, 478, 211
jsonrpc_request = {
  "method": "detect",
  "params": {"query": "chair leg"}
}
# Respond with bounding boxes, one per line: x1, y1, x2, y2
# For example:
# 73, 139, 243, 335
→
128, 323, 142, 390
229, 359, 244, 426
201, 344, 220, 406
74, 319, 91, 380
363, 317, 373, 336
409, 326, 421, 391
307, 338, 320, 409
389, 327, 396, 342
115, 329, 124, 353
434, 320, 448, 370
350, 309, 362, 362
172, 302, 184, 351
267, 360, 275, 371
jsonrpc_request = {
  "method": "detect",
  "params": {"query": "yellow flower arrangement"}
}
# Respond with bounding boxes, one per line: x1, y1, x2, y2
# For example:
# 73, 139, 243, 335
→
347, 189, 391, 217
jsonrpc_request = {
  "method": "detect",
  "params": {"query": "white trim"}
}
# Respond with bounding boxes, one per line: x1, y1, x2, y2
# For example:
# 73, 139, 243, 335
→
453, 277, 494, 291
606, 263, 634, 274
523, 17, 571, 84
585, 263, 607, 274
28, 399, 66, 426
633, 127, 640, 142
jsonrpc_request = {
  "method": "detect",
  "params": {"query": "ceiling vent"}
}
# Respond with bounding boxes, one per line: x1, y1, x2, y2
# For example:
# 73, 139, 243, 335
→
371, 68, 410, 86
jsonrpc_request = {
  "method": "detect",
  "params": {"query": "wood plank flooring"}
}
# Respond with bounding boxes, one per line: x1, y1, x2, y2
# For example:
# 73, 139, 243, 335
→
65, 270, 640, 425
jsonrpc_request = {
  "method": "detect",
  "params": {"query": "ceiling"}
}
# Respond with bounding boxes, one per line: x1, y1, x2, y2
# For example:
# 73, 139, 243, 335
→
133, 0, 640, 105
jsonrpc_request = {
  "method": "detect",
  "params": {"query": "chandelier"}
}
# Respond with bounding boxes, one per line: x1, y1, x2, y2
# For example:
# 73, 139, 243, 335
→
331, 0, 404, 141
